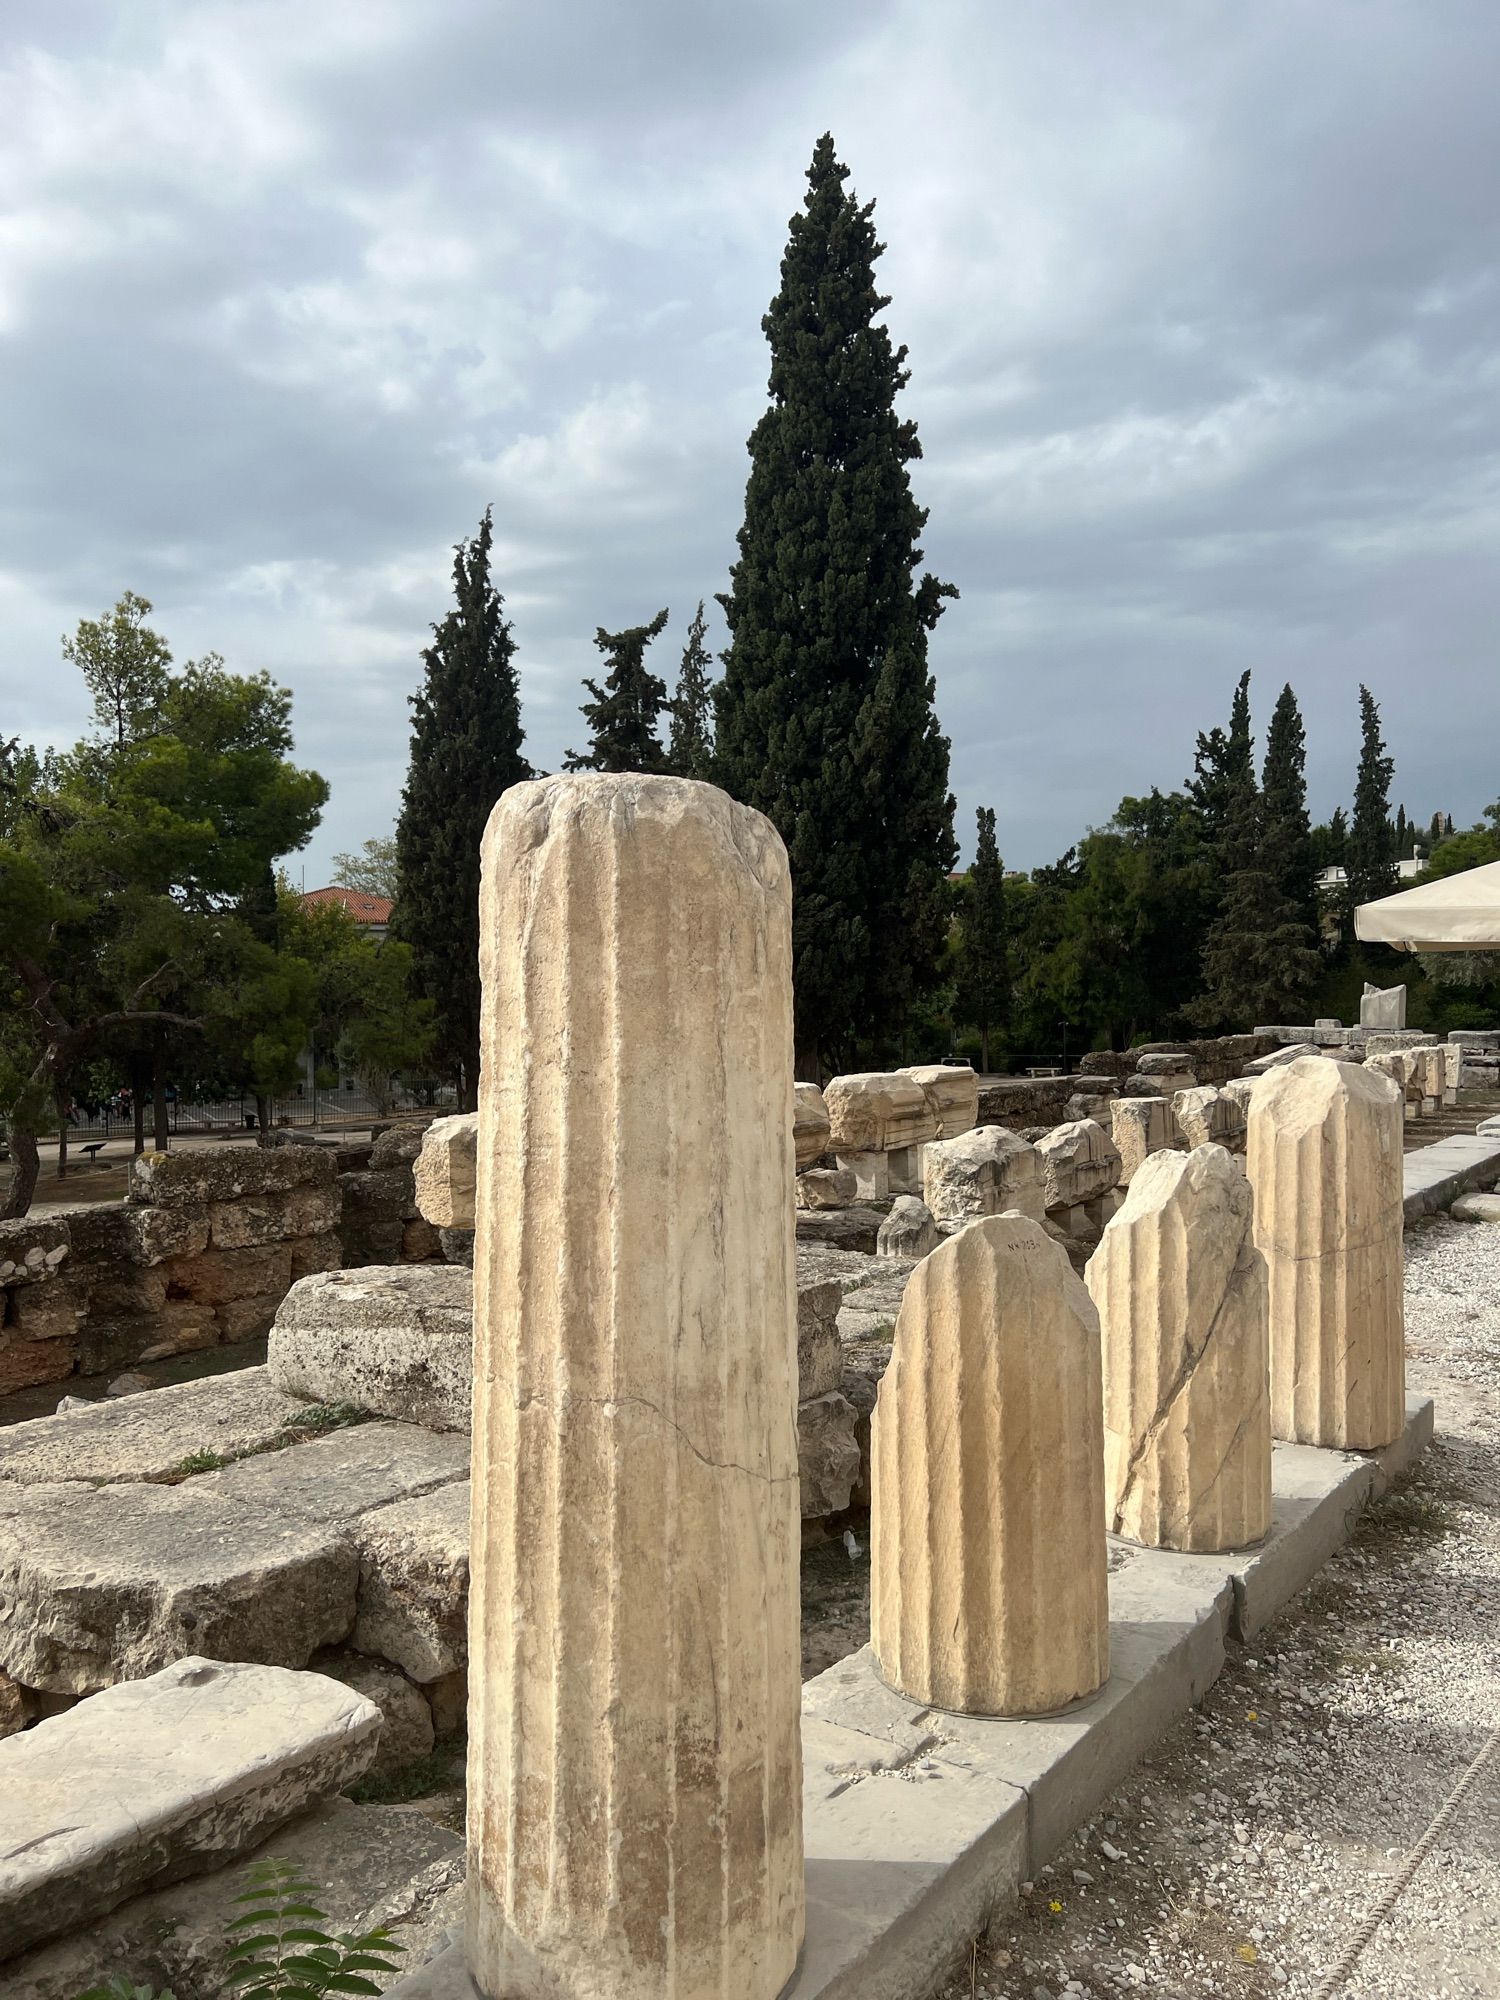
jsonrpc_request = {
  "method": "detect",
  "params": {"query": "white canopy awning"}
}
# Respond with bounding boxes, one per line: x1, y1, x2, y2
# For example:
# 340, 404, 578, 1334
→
1355, 859, 1500, 952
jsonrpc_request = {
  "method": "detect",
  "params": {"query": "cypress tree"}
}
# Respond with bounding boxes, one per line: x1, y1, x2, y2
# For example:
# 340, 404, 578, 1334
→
393, 508, 531, 1108
1187, 670, 1254, 851
1261, 683, 1318, 934
956, 806, 1009, 1072
715, 133, 957, 1075
565, 609, 670, 773
667, 601, 715, 780
1346, 684, 1398, 915
1200, 778, 1323, 1029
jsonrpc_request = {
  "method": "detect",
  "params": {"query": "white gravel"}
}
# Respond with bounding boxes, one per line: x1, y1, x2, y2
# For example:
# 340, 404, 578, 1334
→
937, 1211, 1500, 2000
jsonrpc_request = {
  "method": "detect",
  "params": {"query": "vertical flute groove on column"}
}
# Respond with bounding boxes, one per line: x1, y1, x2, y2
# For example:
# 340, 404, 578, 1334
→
467, 775, 803, 2000
1246, 1055, 1405, 1451
870, 1213, 1109, 1718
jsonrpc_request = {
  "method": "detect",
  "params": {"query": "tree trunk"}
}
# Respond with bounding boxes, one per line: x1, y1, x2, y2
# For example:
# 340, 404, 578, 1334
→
1, 1119, 41, 1220
54, 1084, 69, 1181
152, 1029, 169, 1152
255, 1093, 272, 1140
980, 1025, 990, 1075
793, 1042, 823, 1087
128, 1051, 148, 1156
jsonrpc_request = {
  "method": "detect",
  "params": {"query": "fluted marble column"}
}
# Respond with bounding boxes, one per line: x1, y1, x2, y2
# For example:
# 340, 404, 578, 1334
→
870, 1213, 1108, 1718
1088, 1145, 1271, 1552
466, 775, 803, 2000
1247, 1054, 1405, 1450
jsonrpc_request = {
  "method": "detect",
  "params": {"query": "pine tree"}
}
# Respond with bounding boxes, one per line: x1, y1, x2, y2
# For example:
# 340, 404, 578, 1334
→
1328, 806, 1349, 862
565, 610, 670, 773
956, 807, 1009, 1071
393, 508, 531, 1107
714, 133, 957, 1074
667, 601, 715, 780
1200, 779, 1323, 1028
1346, 684, 1398, 916
1261, 683, 1318, 935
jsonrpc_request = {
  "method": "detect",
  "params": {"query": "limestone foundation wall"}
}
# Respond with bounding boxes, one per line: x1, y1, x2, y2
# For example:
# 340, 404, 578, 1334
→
1088, 1146, 1271, 1552
1247, 1055, 1405, 1451
870, 1213, 1109, 1718
466, 775, 803, 2000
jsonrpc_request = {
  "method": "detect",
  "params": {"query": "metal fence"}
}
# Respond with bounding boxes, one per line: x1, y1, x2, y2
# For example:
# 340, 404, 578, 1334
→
57, 1080, 434, 1143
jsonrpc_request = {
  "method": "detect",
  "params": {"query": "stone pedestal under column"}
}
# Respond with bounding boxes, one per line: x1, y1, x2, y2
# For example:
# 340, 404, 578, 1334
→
1247, 1054, 1405, 1450
466, 774, 803, 2000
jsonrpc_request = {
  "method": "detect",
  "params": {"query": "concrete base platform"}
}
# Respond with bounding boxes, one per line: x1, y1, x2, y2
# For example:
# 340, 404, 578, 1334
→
1403, 1132, 1500, 1219
387, 1396, 1432, 2000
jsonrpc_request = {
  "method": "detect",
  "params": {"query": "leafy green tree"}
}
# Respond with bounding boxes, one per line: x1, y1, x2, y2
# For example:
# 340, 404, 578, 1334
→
393, 508, 532, 1108
1, 599, 327, 1212
714, 133, 956, 1074
330, 835, 399, 899
1199, 779, 1323, 1028
1261, 683, 1319, 936
667, 601, 715, 780
287, 892, 435, 1115
61, 590, 172, 751
1346, 684, 1398, 919
565, 609, 671, 773
955, 807, 1009, 1071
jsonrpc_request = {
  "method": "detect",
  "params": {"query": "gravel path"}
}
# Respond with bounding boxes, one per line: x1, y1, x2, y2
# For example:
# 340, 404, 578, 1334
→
936, 1213, 1500, 2000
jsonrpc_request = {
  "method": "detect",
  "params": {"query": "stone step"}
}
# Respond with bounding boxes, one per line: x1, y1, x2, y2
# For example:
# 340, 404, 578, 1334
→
0, 1367, 307, 1486
0, 1656, 380, 1963
0, 1480, 358, 1694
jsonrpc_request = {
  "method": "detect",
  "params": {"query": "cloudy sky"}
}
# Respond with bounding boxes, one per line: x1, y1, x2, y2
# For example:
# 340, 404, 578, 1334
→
3, 0, 1497, 880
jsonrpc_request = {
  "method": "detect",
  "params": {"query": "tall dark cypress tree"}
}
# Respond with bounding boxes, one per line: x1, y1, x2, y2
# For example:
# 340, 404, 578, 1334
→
1346, 684, 1398, 917
1261, 682, 1318, 936
1200, 778, 1324, 1028
393, 508, 531, 1107
667, 601, 715, 780
565, 609, 670, 773
1187, 670, 1254, 851
715, 134, 957, 1075
956, 806, 1009, 1072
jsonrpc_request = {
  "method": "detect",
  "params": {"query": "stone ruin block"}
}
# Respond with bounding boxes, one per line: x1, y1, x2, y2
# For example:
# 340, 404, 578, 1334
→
413, 1113, 478, 1230
1133, 1051, 1196, 1095
1172, 1085, 1247, 1153
1036, 1117, 1122, 1214
351, 1479, 471, 1684
797, 1273, 843, 1399
794, 1206, 884, 1254
793, 1081, 832, 1169
0, 1656, 381, 1962
824, 1070, 939, 1153
1246, 1041, 1322, 1073
0, 1216, 70, 1288
921, 1125, 1044, 1226
1109, 1095, 1175, 1184
0, 1369, 304, 1487
466, 775, 803, 1997
795, 1166, 857, 1210
1088, 1146, 1271, 1552
898, 1062, 979, 1139
1248, 1056, 1405, 1450
835, 1149, 890, 1201
877, 1196, 937, 1260
870, 1213, 1108, 1716
269, 1266, 475, 1431
129, 1146, 337, 1210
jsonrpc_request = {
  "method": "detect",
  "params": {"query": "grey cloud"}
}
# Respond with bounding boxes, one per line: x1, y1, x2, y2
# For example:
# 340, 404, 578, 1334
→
1, 0, 1496, 885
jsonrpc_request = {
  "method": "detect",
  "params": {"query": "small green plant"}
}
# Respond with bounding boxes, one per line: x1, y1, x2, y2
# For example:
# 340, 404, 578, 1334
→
77, 1982, 174, 2000
174, 1449, 228, 1476
224, 1859, 403, 1997
72, 1860, 403, 2000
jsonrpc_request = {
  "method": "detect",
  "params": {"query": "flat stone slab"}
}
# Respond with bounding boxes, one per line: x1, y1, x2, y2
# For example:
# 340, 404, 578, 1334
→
4, 1797, 461, 2000
192, 1421, 470, 1522
384, 1396, 1433, 2000
0, 1656, 379, 1963
269, 1266, 474, 1429
0, 1368, 307, 1486
0, 1482, 358, 1693
1403, 1131, 1500, 1220
1451, 1191, 1500, 1222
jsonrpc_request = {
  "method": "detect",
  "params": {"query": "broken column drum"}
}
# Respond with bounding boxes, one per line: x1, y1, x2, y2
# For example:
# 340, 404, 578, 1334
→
1087, 1145, 1271, 1553
870, 1213, 1109, 1718
466, 776, 803, 2000
1247, 1055, 1405, 1451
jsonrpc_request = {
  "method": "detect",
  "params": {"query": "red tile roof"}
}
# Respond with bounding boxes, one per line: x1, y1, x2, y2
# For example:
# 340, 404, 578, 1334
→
302, 887, 393, 925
